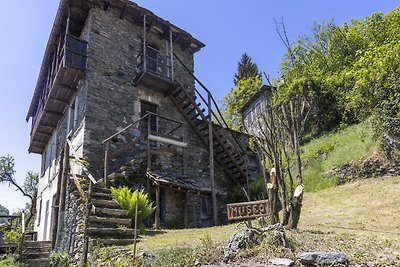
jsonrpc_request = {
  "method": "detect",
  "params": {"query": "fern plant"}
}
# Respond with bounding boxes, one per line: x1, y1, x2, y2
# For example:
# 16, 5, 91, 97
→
110, 186, 155, 232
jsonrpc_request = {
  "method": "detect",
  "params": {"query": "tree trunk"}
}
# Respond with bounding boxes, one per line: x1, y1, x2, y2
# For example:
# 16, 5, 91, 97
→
267, 168, 279, 224
287, 184, 304, 229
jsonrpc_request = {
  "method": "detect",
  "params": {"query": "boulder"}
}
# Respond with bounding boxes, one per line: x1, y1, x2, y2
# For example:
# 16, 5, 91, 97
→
268, 258, 294, 266
298, 251, 348, 265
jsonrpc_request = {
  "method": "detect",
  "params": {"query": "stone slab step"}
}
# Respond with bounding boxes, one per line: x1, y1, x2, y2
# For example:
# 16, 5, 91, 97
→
89, 216, 131, 226
91, 192, 113, 200
91, 238, 137, 246
93, 206, 128, 217
92, 186, 111, 194
87, 227, 138, 236
23, 241, 52, 248
21, 251, 51, 259
92, 198, 120, 208
21, 258, 50, 265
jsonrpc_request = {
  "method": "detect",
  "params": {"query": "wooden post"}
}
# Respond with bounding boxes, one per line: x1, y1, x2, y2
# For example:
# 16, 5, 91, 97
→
146, 114, 151, 191
184, 191, 188, 228
155, 186, 160, 229
52, 148, 64, 249
208, 93, 218, 226
54, 142, 69, 248
21, 213, 25, 234
169, 27, 174, 80
104, 141, 109, 188
133, 190, 139, 263
64, 6, 71, 68
143, 14, 147, 71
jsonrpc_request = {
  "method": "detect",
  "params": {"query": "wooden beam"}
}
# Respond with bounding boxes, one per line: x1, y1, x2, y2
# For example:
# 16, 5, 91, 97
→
155, 186, 160, 229
59, 85, 76, 92
146, 17, 156, 33
120, 3, 128, 19
32, 140, 48, 145
49, 97, 69, 105
44, 110, 64, 117
36, 131, 52, 137
173, 33, 182, 44
39, 121, 58, 128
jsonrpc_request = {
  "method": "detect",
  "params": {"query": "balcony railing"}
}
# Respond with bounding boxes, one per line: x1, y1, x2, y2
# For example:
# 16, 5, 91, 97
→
29, 34, 87, 153
133, 46, 174, 92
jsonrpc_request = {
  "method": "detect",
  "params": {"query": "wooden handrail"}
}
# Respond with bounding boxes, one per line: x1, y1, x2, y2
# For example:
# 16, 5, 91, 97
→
173, 52, 247, 156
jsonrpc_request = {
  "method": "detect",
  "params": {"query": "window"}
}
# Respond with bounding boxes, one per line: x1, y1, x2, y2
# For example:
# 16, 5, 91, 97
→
200, 197, 212, 220
37, 199, 42, 226
67, 99, 77, 134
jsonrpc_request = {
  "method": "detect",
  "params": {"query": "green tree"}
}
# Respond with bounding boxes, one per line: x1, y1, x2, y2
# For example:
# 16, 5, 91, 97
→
222, 76, 262, 131
233, 53, 260, 85
0, 155, 39, 227
221, 53, 262, 131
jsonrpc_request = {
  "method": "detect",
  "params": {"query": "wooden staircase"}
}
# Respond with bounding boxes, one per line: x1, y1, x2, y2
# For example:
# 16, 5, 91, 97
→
88, 184, 138, 246
169, 82, 247, 184
20, 240, 52, 266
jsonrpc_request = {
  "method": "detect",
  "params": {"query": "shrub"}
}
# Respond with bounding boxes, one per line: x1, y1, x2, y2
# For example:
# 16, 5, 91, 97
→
49, 252, 73, 267
110, 186, 155, 232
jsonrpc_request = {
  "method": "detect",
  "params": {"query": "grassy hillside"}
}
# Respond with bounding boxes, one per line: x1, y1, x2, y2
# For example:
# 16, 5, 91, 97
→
301, 120, 377, 191
88, 176, 400, 266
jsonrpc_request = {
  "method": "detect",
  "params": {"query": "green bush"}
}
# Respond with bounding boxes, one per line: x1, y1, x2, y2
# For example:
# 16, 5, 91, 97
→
110, 186, 155, 232
49, 252, 73, 267
2, 226, 22, 245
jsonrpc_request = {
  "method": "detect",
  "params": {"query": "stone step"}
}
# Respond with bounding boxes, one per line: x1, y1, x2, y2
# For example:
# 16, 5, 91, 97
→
92, 198, 120, 208
21, 258, 50, 265
91, 238, 137, 246
93, 206, 128, 217
87, 227, 138, 236
21, 251, 51, 259
89, 215, 131, 226
23, 241, 52, 249
92, 186, 111, 194
91, 192, 113, 200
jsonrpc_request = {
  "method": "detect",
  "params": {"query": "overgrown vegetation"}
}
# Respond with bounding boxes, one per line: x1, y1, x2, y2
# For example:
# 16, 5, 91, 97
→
278, 7, 400, 155
301, 119, 377, 191
89, 176, 400, 266
49, 252, 74, 267
110, 186, 155, 232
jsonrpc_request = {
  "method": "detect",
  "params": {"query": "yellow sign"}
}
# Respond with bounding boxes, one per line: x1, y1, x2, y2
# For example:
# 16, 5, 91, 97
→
227, 200, 270, 220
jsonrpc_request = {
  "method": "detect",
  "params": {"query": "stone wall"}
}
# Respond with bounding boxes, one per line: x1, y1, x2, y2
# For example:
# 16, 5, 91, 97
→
54, 180, 86, 266
72, 5, 257, 228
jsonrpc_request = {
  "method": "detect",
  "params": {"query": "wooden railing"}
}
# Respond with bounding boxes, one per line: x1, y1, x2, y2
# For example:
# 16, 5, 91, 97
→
102, 112, 184, 188
173, 52, 247, 157
31, 34, 87, 133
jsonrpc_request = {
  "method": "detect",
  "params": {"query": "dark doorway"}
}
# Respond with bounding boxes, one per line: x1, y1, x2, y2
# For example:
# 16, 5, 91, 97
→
140, 100, 158, 134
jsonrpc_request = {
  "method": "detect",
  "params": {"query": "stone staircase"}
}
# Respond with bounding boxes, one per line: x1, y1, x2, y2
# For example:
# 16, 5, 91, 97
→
169, 82, 247, 184
20, 240, 52, 266
88, 184, 138, 246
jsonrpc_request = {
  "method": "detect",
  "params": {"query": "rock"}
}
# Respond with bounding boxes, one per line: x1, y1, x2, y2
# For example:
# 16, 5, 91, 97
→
298, 251, 348, 265
223, 229, 256, 262
268, 258, 294, 266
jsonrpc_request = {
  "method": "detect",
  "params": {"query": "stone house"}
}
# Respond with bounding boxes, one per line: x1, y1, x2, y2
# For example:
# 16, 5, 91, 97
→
25, 0, 259, 262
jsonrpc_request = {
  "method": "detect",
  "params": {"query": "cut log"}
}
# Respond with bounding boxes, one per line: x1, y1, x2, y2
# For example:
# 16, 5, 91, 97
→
287, 184, 304, 229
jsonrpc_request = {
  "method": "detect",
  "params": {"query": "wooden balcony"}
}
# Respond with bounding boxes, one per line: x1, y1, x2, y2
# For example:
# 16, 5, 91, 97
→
133, 51, 175, 93
29, 34, 87, 154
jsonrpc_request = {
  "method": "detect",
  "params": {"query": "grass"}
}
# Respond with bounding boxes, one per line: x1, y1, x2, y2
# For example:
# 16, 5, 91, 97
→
300, 176, 400, 235
301, 119, 378, 191
137, 224, 238, 251
86, 176, 400, 266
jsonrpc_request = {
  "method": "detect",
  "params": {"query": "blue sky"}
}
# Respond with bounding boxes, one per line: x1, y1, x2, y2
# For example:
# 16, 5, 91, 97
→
0, 1, 398, 213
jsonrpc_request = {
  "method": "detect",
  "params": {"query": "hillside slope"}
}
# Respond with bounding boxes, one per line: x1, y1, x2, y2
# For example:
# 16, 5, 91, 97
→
88, 176, 400, 266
